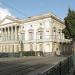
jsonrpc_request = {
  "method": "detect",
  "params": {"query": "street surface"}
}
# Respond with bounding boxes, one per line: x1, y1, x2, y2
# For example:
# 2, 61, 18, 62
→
0, 56, 65, 75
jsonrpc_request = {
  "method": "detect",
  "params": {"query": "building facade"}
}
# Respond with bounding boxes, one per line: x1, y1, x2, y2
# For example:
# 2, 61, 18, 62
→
0, 13, 71, 57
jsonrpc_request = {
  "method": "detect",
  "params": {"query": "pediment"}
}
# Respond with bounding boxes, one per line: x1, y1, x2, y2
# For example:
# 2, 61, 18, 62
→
0, 15, 21, 25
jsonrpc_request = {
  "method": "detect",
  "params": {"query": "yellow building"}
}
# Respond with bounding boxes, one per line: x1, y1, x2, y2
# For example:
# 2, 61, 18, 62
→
0, 13, 71, 57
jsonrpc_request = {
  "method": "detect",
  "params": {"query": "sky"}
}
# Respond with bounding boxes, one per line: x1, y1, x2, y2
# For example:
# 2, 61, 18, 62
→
0, 0, 75, 20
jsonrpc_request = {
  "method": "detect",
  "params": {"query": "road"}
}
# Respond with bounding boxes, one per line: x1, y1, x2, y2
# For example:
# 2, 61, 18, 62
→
0, 56, 65, 75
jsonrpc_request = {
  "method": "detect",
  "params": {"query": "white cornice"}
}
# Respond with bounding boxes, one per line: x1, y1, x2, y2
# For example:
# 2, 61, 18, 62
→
22, 13, 51, 23
0, 12, 65, 27
22, 12, 64, 24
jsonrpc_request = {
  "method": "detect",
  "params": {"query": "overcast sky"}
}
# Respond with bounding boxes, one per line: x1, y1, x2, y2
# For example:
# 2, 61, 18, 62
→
0, 0, 75, 20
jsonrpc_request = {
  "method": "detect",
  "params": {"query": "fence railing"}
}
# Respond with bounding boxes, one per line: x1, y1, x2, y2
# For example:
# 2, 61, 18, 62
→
38, 55, 74, 75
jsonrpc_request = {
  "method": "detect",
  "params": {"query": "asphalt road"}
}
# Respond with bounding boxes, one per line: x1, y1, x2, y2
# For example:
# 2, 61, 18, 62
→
0, 56, 65, 75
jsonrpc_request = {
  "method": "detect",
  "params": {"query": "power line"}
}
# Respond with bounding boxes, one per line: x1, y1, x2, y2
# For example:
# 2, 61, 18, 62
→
0, 0, 25, 17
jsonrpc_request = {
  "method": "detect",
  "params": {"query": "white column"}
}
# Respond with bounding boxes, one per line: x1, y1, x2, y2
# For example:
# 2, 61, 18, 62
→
1, 28, 3, 41
2, 28, 4, 41
5, 28, 7, 41
9, 27, 11, 40
17, 26, 19, 40
11, 26, 13, 40
7, 27, 10, 40
15, 26, 18, 40
3, 28, 5, 41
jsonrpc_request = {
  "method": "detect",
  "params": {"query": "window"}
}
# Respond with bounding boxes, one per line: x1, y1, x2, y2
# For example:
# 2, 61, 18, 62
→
29, 32, 33, 40
21, 33, 25, 41
40, 31, 43, 39
30, 25, 32, 27
38, 31, 43, 39
46, 30, 50, 39
40, 23, 42, 25
58, 29, 61, 34
30, 44, 33, 51
29, 29, 34, 40
53, 27, 56, 40
37, 27, 43, 39
58, 29, 62, 40
39, 43, 43, 51
53, 27, 56, 32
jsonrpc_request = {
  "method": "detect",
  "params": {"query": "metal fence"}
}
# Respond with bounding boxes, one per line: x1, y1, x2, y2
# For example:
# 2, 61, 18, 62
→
38, 55, 74, 75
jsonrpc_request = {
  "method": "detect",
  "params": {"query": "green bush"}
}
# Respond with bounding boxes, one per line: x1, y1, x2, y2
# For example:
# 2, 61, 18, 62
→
18, 51, 43, 56
19, 51, 35, 56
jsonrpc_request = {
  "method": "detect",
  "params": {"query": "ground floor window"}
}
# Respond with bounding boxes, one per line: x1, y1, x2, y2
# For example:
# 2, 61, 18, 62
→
39, 43, 43, 51
30, 43, 33, 51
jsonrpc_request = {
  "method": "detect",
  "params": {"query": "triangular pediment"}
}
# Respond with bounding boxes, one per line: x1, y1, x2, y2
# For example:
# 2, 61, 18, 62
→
0, 15, 22, 25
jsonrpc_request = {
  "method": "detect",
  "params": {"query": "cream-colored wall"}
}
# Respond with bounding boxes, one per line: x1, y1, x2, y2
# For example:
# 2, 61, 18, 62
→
20, 18, 52, 41
44, 42, 53, 52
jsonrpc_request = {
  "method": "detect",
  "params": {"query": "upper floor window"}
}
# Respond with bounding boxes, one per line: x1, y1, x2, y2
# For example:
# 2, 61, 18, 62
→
29, 29, 34, 40
58, 29, 61, 34
53, 27, 56, 32
30, 25, 32, 27
29, 32, 33, 40
39, 31, 43, 39
40, 23, 42, 26
37, 27, 43, 39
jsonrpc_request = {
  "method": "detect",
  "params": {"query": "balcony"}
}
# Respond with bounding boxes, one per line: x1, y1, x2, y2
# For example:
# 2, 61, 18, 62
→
0, 38, 72, 44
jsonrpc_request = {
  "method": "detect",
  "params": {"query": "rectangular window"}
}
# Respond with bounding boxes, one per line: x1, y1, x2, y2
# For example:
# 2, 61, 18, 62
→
30, 44, 33, 51
21, 33, 25, 41
29, 32, 33, 40
39, 44, 43, 51
38, 31, 43, 39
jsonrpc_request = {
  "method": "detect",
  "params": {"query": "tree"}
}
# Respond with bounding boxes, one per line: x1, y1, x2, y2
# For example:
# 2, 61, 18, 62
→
63, 8, 75, 39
